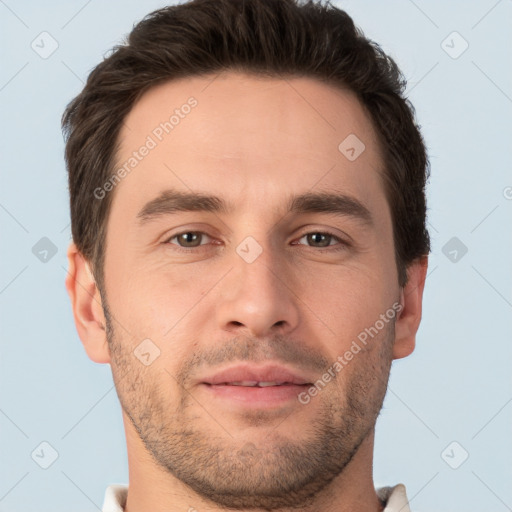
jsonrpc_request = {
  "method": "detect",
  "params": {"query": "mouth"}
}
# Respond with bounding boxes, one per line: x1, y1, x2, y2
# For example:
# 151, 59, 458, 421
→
199, 364, 313, 407
212, 380, 305, 387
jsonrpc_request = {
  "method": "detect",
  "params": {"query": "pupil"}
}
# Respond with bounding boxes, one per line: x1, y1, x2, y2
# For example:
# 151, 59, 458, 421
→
181, 232, 199, 246
309, 233, 329, 247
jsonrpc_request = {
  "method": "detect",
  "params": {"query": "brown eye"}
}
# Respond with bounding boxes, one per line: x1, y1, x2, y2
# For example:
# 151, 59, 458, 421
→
305, 232, 333, 247
297, 232, 341, 248
167, 231, 211, 248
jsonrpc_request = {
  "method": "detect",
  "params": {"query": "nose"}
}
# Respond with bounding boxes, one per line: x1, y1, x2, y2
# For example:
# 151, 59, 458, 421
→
215, 239, 300, 339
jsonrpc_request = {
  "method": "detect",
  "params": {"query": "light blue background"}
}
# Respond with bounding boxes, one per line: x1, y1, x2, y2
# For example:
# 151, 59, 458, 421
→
1, 1, 511, 511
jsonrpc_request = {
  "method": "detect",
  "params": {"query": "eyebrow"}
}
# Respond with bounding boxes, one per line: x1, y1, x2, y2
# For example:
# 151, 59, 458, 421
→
136, 188, 373, 227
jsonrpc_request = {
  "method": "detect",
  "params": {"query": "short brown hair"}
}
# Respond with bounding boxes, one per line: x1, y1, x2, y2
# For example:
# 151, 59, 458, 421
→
62, 0, 430, 290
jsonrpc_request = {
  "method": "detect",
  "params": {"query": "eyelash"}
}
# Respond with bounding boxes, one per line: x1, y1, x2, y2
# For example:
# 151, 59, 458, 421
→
164, 230, 350, 254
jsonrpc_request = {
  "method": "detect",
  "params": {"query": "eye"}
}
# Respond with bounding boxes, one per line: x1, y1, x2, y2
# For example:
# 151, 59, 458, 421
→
164, 230, 349, 253
293, 231, 348, 251
166, 231, 213, 249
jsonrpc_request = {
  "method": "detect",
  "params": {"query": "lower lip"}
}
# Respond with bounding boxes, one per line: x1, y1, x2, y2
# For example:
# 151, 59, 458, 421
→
201, 383, 310, 406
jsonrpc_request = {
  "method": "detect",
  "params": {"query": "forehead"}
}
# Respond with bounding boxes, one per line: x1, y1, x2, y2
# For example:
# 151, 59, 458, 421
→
111, 71, 389, 223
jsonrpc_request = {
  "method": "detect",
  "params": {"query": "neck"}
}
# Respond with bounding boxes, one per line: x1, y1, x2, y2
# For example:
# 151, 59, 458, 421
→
123, 418, 384, 512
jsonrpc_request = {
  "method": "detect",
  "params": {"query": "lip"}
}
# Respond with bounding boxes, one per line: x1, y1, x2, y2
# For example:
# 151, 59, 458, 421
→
200, 363, 313, 386
198, 364, 313, 408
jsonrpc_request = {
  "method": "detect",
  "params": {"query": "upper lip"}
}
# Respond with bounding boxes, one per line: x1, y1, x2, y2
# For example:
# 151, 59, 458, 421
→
200, 364, 313, 386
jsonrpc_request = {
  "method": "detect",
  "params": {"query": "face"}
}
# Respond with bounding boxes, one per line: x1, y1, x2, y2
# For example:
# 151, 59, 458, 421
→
100, 72, 403, 508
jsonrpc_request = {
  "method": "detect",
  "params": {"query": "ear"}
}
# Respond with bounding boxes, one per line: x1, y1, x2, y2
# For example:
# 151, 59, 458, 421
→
392, 256, 428, 360
65, 243, 111, 364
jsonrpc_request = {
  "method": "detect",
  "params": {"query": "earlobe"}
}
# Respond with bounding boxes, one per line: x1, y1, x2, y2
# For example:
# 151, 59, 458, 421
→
65, 243, 111, 364
392, 256, 428, 360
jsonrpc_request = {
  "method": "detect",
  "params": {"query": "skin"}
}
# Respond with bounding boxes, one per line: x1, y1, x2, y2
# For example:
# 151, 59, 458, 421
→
66, 71, 428, 512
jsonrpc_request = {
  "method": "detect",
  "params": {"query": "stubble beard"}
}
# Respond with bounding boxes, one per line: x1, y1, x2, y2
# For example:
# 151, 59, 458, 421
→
104, 302, 394, 510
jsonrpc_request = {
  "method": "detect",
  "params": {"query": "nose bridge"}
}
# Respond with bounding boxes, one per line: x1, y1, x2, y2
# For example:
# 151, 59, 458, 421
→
216, 234, 300, 337
236, 235, 284, 297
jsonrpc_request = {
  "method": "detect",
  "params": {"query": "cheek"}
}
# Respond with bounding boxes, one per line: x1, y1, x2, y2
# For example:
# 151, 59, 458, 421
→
300, 267, 398, 369
305, 264, 390, 322
107, 259, 214, 349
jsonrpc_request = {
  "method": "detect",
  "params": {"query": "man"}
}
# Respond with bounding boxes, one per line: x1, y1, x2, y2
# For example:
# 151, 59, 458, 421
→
63, 0, 430, 510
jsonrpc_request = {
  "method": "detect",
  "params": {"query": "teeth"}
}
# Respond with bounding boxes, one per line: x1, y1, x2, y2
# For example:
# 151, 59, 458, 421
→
227, 381, 286, 387
257, 381, 282, 387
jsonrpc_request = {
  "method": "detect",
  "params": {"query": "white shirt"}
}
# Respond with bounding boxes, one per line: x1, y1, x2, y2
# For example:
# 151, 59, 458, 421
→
101, 483, 411, 511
